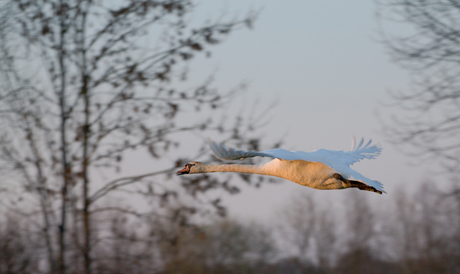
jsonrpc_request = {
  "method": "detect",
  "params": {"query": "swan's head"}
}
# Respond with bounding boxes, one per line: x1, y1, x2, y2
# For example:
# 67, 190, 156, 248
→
176, 161, 206, 175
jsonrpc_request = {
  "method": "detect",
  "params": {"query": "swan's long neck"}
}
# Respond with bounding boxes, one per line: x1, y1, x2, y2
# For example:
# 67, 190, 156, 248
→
196, 164, 271, 176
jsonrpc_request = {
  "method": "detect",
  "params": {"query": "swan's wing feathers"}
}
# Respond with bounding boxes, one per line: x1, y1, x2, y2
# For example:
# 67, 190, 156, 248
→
344, 137, 382, 166
209, 140, 275, 160
209, 137, 382, 167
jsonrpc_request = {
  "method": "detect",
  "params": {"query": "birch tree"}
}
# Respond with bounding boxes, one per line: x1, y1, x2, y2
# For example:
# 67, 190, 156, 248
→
0, 1, 267, 273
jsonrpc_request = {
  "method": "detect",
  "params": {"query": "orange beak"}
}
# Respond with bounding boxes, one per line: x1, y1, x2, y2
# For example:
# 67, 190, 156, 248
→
176, 164, 190, 175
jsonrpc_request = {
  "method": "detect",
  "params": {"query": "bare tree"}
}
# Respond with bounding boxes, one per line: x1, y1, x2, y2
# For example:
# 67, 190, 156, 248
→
377, 0, 460, 173
393, 189, 419, 273
346, 192, 374, 250
414, 182, 460, 273
150, 213, 277, 273
376, 2, 460, 271
334, 191, 375, 273
278, 192, 316, 262
447, 180, 460, 271
313, 202, 336, 270
0, 0, 269, 273
0, 215, 40, 274
276, 191, 340, 273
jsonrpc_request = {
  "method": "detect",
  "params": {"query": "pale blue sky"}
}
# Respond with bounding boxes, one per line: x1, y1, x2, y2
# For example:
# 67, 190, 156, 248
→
113, 0, 441, 222
174, 0, 438, 221
140, 0, 451, 222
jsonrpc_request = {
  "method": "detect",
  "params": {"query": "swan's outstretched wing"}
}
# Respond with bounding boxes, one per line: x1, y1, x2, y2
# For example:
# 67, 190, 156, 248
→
209, 137, 381, 166
208, 139, 280, 160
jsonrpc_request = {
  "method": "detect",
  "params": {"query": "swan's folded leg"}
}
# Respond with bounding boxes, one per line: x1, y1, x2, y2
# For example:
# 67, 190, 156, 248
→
348, 180, 383, 195
332, 173, 382, 195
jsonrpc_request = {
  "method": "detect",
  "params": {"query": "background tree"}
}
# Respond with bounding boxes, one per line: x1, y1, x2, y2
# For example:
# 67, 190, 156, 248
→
0, 215, 40, 274
278, 192, 316, 262
376, 2, 460, 271
155, 218, 276, 273
335, 192, 376, 274
277, 192, 337, 272
0, 0, 268, 273
313, 199, 336, 270
377, 0, 460, 173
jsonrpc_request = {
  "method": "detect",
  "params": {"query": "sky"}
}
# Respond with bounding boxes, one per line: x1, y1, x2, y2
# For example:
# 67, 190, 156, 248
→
168, 0, 447, 223
0, 0, 451, 247
106, 0, 448, 224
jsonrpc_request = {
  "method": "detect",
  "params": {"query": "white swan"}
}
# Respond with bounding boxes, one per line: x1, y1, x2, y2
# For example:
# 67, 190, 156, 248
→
176, 137, 385, 194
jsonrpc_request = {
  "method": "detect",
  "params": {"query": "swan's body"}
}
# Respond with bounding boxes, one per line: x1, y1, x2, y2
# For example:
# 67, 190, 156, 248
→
177, 137, 385, 194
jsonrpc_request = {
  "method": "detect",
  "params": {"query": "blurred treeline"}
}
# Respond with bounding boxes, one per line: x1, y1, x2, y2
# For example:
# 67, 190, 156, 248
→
1, 181, 459, 274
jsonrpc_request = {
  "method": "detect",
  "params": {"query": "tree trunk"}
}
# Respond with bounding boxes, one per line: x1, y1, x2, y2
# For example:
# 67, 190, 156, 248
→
28, 125, 57, 272
80, 5, 92, 273
58, 1, 69, 273
82, 75, 91, 274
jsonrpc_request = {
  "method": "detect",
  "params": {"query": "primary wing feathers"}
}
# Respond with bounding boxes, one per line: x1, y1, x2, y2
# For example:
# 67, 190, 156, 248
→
342, 136, 382, 166
209, 139, 277, 160
209, 137, 381, 165
209, 137, 384, 192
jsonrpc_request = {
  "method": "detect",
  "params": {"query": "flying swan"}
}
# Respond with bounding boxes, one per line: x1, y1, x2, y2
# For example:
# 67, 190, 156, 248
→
176, 137, 385, 194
